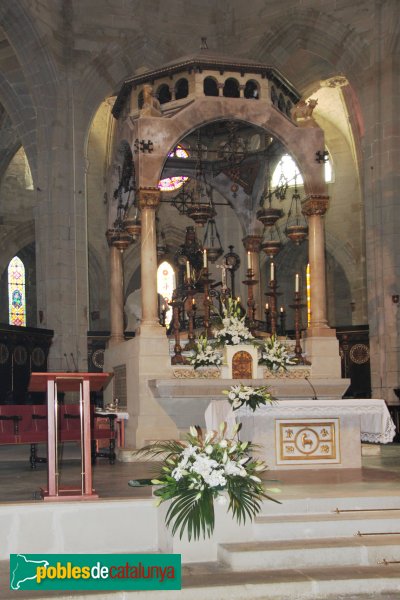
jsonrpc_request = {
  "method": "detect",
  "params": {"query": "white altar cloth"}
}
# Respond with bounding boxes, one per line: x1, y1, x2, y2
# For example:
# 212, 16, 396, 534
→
205, 398, 396, 445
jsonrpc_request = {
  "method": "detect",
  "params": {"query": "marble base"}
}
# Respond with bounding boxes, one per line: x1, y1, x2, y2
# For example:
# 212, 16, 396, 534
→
103, 332, 178, 448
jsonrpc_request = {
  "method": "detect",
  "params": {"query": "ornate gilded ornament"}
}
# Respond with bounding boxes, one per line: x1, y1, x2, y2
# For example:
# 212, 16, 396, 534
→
301, 195, 329, 217
349, 343, 370, 365
138, 188, 161, 210
232, 351, 253, 379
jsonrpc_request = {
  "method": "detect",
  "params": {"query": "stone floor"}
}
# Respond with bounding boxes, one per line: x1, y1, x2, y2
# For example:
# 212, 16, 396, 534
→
0, 442, 399, 504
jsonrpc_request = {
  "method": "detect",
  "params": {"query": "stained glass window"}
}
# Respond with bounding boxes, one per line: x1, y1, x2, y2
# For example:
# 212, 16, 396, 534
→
8, 256, 26, 327
157, 261, 175, 326
158, 145, 189, 192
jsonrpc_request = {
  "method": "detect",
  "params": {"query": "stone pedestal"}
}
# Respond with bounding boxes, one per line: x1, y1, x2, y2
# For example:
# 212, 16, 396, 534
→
303, 333, 343, 380
103, 327, 178, 448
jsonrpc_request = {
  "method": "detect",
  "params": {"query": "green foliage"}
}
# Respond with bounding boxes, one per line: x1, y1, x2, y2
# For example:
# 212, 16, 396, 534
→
134, 424, 280, 541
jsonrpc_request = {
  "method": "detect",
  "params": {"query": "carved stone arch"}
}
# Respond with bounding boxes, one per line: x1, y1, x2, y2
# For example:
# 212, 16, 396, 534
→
135, 98, 327, 198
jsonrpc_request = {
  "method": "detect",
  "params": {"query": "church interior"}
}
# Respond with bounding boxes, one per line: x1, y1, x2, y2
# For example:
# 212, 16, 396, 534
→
0, 1, 400, 598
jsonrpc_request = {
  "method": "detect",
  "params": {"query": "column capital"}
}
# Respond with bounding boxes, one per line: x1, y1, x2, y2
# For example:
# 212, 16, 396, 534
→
302, 195, 329, 217
242, 234, 263, 253
138, 187, 161, 210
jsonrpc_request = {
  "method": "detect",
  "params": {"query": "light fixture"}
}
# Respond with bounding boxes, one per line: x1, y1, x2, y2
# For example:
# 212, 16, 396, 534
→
285, 175, 308, 245
185, 132, 216, 226
203, 218, 223, 263
257, 163, 284, 229
106, 154, 139, 251
261, 225, 283, 258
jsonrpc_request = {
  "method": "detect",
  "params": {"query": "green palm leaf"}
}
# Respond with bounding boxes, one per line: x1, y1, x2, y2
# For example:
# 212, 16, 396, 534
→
166, 488, 215, 540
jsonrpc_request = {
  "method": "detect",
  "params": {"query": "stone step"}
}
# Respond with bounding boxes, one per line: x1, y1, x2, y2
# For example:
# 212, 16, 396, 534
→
254, 509, 400, 541
218, 534, 400, 571
1, 560, 400, 600
257, 493, 400, 515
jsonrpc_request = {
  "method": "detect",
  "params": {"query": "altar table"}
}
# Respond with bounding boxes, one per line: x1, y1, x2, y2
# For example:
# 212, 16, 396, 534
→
205, 399, 396, 469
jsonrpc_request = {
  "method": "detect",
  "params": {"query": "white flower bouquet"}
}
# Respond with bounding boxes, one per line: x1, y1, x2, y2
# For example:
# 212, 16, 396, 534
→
223, 383, 274, 411
189, 336, 222, 369
259, 335, 295, 371
214, 297, 253, 346
135, 423, 279, 540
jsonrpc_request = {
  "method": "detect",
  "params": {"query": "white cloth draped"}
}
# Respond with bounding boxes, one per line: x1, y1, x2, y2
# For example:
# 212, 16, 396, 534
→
205, 398, 396, 444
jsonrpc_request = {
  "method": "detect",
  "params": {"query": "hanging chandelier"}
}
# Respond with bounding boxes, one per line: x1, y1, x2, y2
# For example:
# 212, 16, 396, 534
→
261, 224, 283, 258
106, 155, 140, 252
285, 176, 308, 245
203, 218, 223, 263
185, 131, 216, 226
256, 164, 283, 229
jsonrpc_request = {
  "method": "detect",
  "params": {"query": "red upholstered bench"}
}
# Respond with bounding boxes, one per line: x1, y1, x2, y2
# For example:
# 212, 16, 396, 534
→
0, 405, 116, 467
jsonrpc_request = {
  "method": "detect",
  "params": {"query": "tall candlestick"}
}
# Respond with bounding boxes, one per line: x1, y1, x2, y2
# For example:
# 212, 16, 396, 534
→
203, 249, 208, 268
186, 260, 191, 280
295, 273, 300, 293
270, 261, 275, 281
247, 251, 252, 270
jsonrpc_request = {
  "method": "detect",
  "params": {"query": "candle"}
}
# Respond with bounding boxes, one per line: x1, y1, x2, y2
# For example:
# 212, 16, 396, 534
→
270, 261, 275, 281
247, 251, 252, 270
280, 306, 284, 313
237, 296, 240, 303
295, 273, 300, 293
162, 304, 165, 311
186, 260, 191, 280
203, 249, 208, 268
192, 297, 196, 306
265, 303, 269, 311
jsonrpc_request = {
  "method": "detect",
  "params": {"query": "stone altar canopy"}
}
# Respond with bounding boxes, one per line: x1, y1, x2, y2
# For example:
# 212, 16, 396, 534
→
104, 48, 348, 450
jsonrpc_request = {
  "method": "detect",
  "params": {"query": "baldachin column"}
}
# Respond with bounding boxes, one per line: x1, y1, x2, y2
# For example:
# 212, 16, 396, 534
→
106, 235, 125, 347
302, 195, 329, 333
138, 187, 161, 331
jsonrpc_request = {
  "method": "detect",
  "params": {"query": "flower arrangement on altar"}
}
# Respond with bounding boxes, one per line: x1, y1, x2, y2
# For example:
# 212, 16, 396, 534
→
189, 336, 222, 369
258, 335, 295, 371
223, 383, 274, 411
214, 297, 253, 346
136, 423, 278, 541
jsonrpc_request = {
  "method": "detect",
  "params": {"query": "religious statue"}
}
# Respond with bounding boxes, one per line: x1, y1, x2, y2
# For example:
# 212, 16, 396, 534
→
291, 98, 318, 128
140, 84, 162, 117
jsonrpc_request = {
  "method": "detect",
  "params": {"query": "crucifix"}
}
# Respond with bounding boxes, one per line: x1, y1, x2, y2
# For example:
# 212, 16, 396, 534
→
216, 261, 232, 290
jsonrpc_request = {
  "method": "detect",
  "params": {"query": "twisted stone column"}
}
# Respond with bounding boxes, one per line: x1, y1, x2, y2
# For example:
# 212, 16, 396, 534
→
138, 188, 161, 331
242, 234, 263, 320
302, 195, 329, 332
106, 235, 125, 347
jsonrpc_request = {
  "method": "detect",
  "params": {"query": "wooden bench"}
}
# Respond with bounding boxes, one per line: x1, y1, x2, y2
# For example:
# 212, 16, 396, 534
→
0, 404, 117, 468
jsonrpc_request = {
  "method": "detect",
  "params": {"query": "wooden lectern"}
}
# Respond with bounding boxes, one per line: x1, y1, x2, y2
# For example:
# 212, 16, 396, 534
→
28, 372, 113, 501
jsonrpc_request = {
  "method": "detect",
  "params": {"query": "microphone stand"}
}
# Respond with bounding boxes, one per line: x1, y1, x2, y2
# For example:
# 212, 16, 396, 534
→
305, 376, 318, 400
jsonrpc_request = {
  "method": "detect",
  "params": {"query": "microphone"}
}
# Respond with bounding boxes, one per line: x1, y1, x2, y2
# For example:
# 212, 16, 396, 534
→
64, 353, 71, 372
70, 353, 78, 372
305, 376, 318, 400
